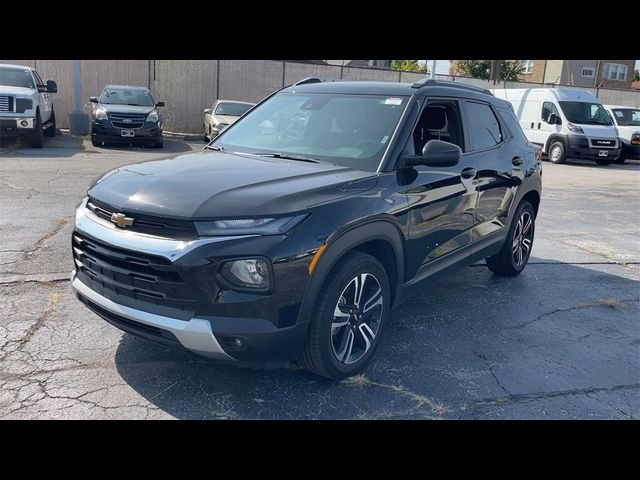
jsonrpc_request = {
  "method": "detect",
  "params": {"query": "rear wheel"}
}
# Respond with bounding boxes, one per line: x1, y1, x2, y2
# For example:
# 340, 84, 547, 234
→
486, 200, 535, 277
27, 112, 44, 148
44, 109, 56, 137
152, 137, 163, 149
299, 252, 390, 380
549, 141, 565, 164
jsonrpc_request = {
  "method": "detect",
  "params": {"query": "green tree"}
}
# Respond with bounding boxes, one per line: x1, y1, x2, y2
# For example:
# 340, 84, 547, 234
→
391, 60, 428, 74
634, 69, 640, 81
452, 60, 525, 81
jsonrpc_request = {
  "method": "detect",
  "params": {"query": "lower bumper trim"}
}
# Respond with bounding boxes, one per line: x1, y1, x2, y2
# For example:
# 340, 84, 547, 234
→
72, 275, 235, 361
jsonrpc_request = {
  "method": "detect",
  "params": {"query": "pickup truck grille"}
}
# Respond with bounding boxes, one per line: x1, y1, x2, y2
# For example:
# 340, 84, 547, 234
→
0, 95, 14, 112
109, 112, 147, 129
72, 232, 198, 316
87, 197, 197, 240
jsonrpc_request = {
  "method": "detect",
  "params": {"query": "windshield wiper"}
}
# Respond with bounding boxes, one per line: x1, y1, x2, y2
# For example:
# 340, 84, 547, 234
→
248, 152, 319, 163
205, 144, 223, 151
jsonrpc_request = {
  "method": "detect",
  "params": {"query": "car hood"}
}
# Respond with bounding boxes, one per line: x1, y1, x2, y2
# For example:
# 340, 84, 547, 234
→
576, 124, 618, 138
99, 103, 156, 114
88, 151, 377, 219
213, 114, 240, 125
616, 125, 640, 142
0, 86, 36, 97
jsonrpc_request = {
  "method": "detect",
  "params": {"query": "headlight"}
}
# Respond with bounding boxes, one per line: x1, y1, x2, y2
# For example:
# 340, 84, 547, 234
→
194, 214, 307, 236
214, 122, 229, 131
95, 108, 107, 120
631, 133, 640, 145
147, 110, 159, 123
220, 258, 270, 289
566, 122, 584, 134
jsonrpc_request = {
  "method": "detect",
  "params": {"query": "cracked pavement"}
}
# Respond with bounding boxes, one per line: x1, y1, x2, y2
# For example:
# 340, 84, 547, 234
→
1, 134, 638, 419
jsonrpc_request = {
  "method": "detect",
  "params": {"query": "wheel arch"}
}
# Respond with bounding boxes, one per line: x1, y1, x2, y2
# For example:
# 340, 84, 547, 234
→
297, 218, 405, 325
545, 133, 567, 154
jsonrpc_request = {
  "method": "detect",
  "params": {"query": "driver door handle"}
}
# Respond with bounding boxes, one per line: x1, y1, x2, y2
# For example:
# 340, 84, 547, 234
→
512, 156, 524, 166
461, 167, 477, 179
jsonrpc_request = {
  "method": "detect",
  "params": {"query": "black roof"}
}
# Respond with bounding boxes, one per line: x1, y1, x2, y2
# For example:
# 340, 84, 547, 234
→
281, 79, 509, 108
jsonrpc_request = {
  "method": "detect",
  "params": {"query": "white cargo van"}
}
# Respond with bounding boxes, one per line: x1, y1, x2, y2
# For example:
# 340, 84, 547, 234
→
603, 105, 640, 164
491, 88, 620, 165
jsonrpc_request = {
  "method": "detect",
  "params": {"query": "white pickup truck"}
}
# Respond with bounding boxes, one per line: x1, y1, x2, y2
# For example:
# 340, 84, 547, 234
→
0, 63, 58, 148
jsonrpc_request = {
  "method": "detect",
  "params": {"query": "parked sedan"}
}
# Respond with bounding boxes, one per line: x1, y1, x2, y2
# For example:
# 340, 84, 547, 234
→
203, 100, 254, 141
90, 85, 165, 148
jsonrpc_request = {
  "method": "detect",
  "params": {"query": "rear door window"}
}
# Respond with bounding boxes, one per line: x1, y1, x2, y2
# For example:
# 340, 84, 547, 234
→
465, 101, 503, 150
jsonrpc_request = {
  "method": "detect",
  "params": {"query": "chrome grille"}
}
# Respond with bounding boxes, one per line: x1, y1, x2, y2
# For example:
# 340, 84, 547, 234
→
0, 95, 14, 112
72, 232, 198, 316
109, 112, 147, 129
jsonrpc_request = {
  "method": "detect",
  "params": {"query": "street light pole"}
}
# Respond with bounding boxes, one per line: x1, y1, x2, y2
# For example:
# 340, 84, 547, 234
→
430, 60, 437, 79
68, 60, 89, 135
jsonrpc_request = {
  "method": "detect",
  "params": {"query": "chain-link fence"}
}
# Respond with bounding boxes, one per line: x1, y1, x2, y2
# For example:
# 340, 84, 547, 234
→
2, 60, 639, 133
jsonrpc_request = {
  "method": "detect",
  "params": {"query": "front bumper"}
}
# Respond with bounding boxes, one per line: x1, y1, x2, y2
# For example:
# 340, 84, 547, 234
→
0, 117, 35, 136
71, 199, 314, 362
621, 142, 640, 159
566, 135, 620, 161
91, 120, 162, 142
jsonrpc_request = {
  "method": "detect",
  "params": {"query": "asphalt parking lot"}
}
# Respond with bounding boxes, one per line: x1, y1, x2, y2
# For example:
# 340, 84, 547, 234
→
1, 133, 638, 419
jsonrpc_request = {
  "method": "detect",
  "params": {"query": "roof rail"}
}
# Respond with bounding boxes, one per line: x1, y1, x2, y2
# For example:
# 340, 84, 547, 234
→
294, 77, 324, 86
411, 78, 493, 96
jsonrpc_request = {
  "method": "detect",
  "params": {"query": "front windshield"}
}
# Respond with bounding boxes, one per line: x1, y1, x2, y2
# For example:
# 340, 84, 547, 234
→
611, 108, 640, 127
0, 67, 35, 89
213, 92, 409, 171
215, 102, 253, 116
99, 87, 155, 107
559, 101, 612, 125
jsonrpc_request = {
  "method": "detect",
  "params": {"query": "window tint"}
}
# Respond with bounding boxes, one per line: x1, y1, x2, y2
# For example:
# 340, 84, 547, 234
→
541, 101, 559, 122
499, 109, 527, 144
466, 101, 502, 150
407, 101, 465, 155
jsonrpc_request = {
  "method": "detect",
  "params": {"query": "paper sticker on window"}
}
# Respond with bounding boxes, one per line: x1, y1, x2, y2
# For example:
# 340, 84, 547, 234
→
384, 98, 403, 105
614, 110, 624, 118
381, 135, 389, 143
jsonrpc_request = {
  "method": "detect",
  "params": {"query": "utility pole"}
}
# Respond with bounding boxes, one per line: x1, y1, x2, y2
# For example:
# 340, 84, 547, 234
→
68, 60, 89, 135
430, 60, 437, 79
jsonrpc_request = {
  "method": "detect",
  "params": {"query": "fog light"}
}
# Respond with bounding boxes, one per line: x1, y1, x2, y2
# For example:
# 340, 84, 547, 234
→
221, 258, 270, 289
233, 338, 243, 349
20, 120, 28, 127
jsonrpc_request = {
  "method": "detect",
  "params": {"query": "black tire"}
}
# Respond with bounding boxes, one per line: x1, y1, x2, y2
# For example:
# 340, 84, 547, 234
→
91, 133, 102, 147
612, 155, 626, 164
486, 200, 535, 277
595, 159, 611, 166
27, 112, 44, 148
44, 109, 56, 137
548, 141, 566, 164
299, 251, 391, 380
152, 138, 163, 149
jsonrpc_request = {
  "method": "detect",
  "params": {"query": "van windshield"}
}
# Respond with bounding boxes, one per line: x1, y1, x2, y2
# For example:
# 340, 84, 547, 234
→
558, 102, 612, 125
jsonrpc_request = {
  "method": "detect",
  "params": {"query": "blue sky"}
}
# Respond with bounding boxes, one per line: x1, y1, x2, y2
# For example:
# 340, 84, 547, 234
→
425, 60, 640, 75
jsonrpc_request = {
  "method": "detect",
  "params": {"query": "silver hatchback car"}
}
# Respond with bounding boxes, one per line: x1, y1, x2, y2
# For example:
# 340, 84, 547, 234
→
203, 99, 254, 141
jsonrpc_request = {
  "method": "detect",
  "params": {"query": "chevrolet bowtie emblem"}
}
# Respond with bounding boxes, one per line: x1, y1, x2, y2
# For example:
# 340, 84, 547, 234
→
110, 212, 134, 228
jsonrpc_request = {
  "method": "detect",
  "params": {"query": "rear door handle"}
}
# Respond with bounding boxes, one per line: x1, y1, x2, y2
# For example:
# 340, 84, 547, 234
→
537, 122, 541, 129
461, 167, 477, 179
512, 156, 523, 166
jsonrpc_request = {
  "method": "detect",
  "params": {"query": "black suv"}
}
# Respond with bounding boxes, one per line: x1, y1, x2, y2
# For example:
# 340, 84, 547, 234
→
71, 79, 542, 379
89, 85, 165, 148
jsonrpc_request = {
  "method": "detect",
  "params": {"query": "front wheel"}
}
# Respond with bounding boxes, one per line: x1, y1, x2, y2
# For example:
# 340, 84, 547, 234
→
549, 141, 566, 164
486, 200, 535, 277
27, 112, 44, 148
299, 252, 390, 380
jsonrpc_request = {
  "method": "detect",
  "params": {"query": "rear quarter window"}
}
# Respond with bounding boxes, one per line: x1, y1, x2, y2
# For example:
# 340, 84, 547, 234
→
498, 108, 528, 144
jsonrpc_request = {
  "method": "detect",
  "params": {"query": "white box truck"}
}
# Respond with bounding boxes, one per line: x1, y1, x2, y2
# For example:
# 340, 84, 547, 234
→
491, 88, 620, 165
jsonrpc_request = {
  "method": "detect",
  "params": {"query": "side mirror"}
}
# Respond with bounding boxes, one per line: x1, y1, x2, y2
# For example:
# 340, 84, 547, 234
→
46, 80, 57, 93
156, 101, 165, 107
548, 113, 561, 125
89, 96, 99, 103
402, 140, 462, 168
203, 108, 213, 115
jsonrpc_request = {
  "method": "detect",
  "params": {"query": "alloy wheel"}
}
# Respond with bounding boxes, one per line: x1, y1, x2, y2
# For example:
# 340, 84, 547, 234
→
331, 273, 384, 365
512, 211, 533, 267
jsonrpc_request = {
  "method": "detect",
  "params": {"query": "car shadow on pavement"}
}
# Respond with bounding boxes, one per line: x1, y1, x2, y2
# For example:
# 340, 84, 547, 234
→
97, 138, 193, 154
548, 158, 640, 170
113, 258, 639, 419
1, 131, 85, 157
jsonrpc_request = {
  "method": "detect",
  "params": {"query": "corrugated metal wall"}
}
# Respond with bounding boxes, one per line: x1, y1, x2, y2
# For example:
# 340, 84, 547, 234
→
2, 60, 639, 133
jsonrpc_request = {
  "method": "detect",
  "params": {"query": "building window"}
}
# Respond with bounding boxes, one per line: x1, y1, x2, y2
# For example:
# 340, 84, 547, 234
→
602, 63, 628, 81
521, 60, 534, 74
581, 67, 595, 78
